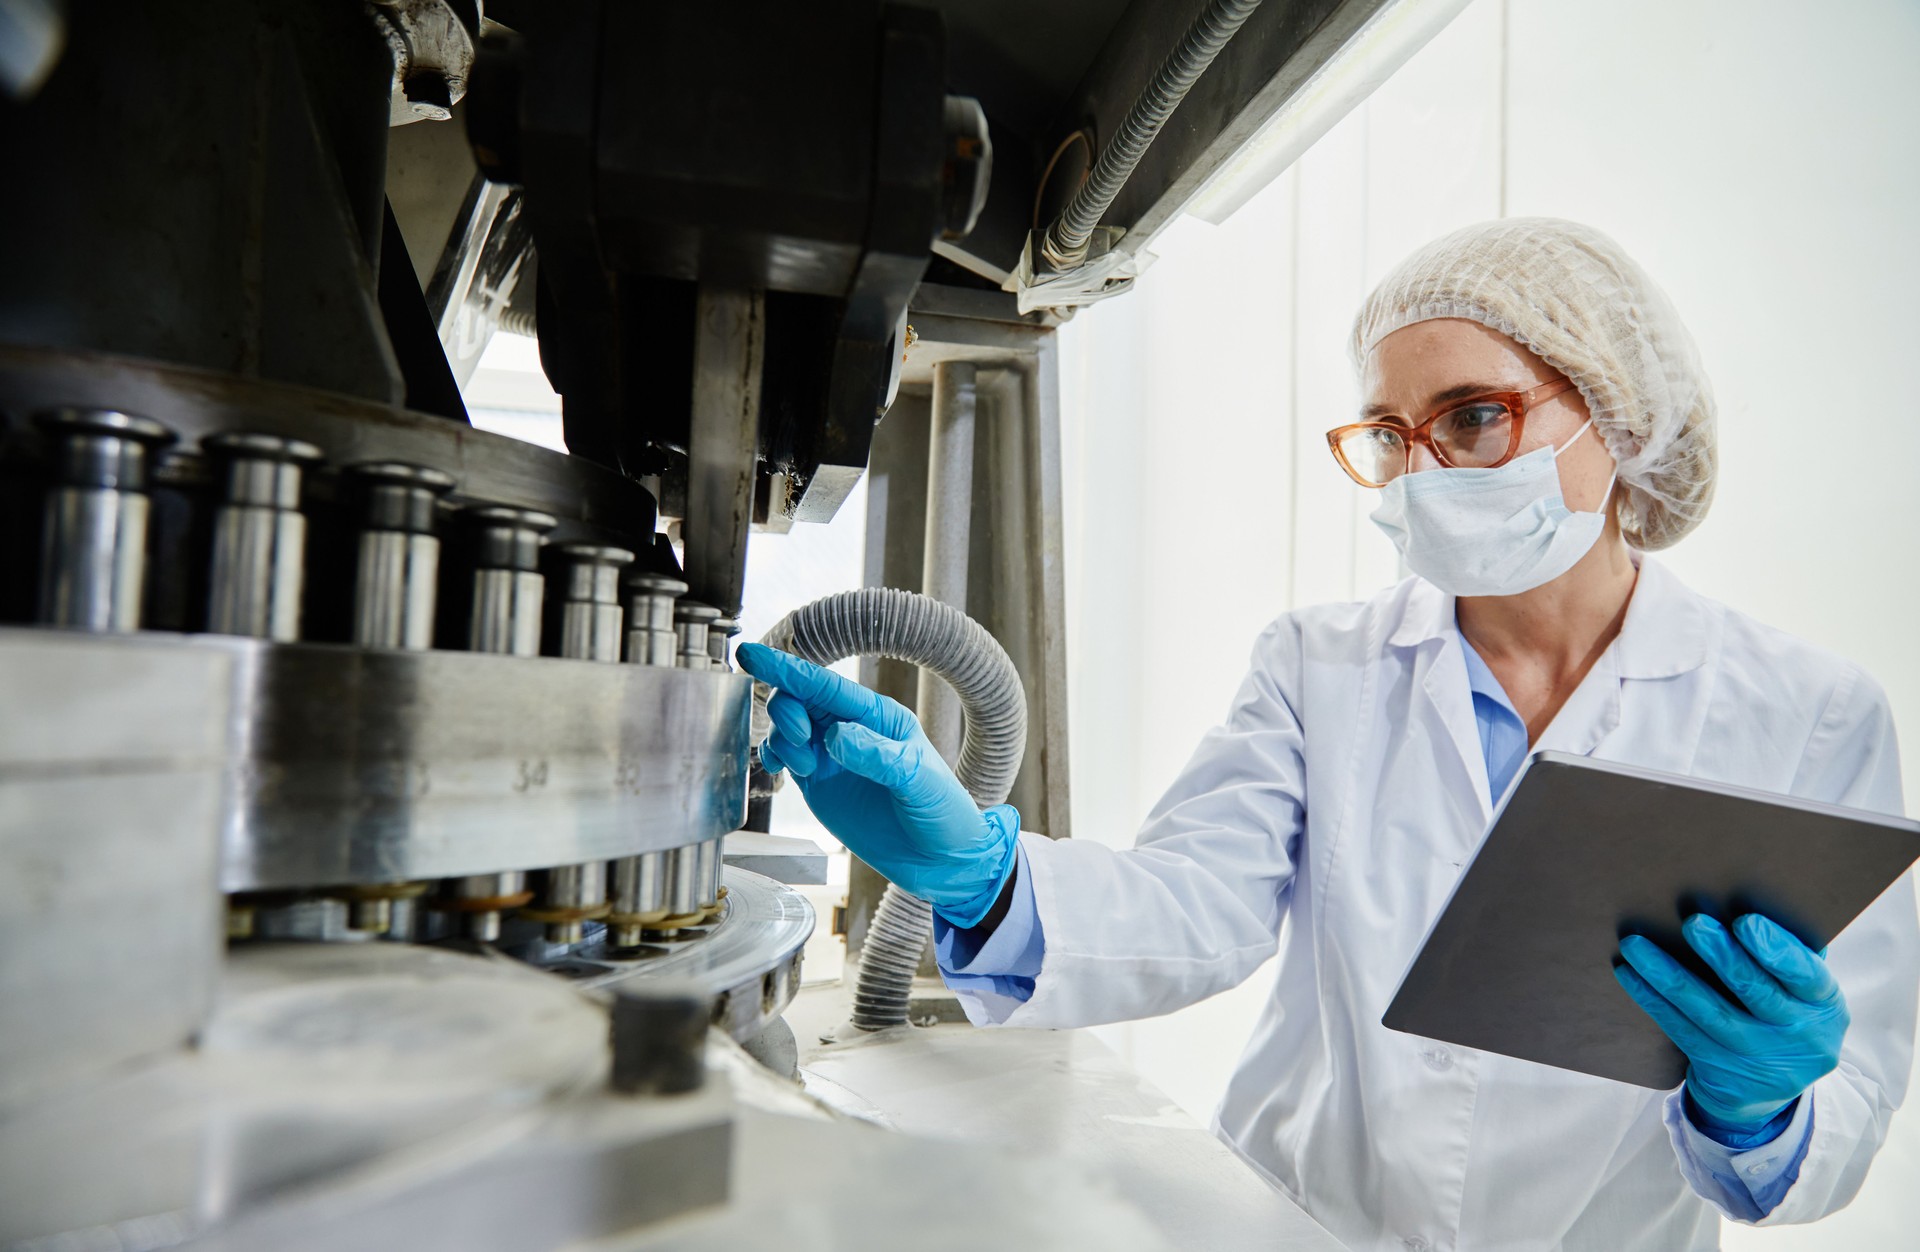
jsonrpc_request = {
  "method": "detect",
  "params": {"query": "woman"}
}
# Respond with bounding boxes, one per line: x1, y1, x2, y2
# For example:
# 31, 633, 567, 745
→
739, 219, 1918, 1250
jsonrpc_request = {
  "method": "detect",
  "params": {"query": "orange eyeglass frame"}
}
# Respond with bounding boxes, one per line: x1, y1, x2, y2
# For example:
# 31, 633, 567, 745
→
1326, 377, 1577, 487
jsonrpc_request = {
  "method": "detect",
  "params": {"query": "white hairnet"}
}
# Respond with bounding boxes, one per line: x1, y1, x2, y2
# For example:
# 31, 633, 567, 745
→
1350, 217, 1716, 551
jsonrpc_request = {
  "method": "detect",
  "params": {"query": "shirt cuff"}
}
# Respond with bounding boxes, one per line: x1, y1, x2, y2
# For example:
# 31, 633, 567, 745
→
933, 840, 1044, 1018
1664, 1087, 1815, 1221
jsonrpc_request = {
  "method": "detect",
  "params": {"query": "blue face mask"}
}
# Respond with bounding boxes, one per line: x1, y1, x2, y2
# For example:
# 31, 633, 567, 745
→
1369, 419, 1616, 597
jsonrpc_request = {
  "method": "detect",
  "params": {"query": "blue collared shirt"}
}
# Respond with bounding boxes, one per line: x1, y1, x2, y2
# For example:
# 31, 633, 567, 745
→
933, 633, 1812, 1216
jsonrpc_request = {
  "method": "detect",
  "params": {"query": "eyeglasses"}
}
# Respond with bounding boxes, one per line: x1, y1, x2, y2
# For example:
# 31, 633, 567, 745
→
1326, 377, 1577, 488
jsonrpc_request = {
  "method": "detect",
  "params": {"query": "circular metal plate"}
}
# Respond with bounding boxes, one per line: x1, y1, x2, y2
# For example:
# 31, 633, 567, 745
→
574, 867, 815, 1042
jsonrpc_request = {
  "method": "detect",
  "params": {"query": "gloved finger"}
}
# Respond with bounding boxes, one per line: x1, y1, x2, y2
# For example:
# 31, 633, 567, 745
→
1614, 963, 1722, 1060
1735, 914, 1840, 1004
1682, 914, 1799, 1026
821, 721, 927, 796
736, 644, 917, 738
767, 690, 814, 747
757, 737, 788, 775
1618, 934, 1747, 1045
768, 726, 819, 777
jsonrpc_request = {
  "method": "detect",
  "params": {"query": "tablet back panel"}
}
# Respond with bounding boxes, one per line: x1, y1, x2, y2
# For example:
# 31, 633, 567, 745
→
1382, 752, 1920, 1089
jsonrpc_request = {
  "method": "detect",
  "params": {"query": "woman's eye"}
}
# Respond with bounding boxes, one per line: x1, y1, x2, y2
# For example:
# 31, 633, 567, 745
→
1450, 403, 1507, 430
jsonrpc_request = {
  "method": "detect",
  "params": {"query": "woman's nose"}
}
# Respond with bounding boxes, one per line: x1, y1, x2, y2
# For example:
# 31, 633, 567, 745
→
1406, 442, 1445, 473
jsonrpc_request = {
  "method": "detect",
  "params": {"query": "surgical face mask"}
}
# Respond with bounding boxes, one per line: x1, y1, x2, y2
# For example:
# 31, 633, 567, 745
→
1369, 419, 1617, 597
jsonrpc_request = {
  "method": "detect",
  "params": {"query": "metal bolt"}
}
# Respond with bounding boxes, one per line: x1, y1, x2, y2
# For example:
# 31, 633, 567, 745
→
34, 408, 175, 632
446, 504, 555, 939
528, 543, 635, 943
203, 432, 323, 641
465, 504, 555, 657
674, 600, 721, 671
624, 570, 687, 667
707, 615, 741, 671
608, 850, 671, 948
349, 461, 455, 650
555, 543, 635, 663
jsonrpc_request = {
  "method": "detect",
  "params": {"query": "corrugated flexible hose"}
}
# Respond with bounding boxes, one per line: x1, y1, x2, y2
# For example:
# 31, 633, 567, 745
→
757, 588, 1027, 1031
1041, 0, 1265, 270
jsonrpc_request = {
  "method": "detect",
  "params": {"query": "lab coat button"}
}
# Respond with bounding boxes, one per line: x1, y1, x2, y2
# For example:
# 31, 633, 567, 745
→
1402, 1237, 1431, 1252
1422, 1045, 1453, 1071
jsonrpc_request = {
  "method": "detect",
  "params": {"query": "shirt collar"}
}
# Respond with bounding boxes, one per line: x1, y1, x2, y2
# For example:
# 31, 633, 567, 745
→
1386, 554, 1711, 680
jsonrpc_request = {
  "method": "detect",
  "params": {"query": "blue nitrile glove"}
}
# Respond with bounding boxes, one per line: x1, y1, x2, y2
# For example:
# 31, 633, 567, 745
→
1614, 913, 1850, 1146
736, 642, 1019, 928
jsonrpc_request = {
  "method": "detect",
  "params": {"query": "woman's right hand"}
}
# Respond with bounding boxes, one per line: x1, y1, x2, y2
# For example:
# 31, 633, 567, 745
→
736, 643, 1019, 927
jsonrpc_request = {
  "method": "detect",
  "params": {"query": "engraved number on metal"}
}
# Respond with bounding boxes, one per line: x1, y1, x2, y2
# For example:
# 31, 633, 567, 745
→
514, 758, 549, 792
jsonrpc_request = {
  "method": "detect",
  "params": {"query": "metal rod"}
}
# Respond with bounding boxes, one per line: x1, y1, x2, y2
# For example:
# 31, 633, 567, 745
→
661, 842, 704, 928
446, 503, 556, 939
682, 285, 764, 616
555, 543, 634, 663
530, 543, 635, 942
608, 565, 687, 947
464, 504, 555, 657
707, 615, 741, 671
674, 601, 720, 672
204, 432, 322, 641
349, 461, 455, 651
624, 570, 687, 667
34, 408, 174, 632
695, 837, 723, 914
608, 850, 671, 948
919, 361, 978, 756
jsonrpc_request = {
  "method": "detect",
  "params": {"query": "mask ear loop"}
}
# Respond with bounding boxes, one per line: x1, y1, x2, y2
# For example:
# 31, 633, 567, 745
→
1551, 416, 1619, 516
1550, 416, 1597, 458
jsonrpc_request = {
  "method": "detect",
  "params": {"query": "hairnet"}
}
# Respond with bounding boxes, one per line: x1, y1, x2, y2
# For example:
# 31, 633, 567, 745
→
1350, 217, 1716, 551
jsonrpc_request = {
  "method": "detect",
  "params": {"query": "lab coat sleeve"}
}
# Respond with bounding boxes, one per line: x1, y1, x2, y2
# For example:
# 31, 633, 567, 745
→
1663, 1085, 1814, 1221
1667, 664, 1920, 1226
967, 618, 1308, 1029
933, 840, 1045, 1022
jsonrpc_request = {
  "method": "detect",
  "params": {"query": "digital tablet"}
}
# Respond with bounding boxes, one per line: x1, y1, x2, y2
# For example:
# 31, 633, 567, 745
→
1382, 751, 1920, 1089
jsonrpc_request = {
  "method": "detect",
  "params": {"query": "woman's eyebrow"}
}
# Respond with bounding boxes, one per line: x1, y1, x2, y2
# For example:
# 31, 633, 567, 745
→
1360, 381, 1508, 419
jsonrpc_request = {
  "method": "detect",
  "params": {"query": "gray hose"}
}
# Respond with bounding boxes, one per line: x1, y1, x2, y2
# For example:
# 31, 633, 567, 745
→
1041, 0, 1265, 271
758, 588, 1027, 1030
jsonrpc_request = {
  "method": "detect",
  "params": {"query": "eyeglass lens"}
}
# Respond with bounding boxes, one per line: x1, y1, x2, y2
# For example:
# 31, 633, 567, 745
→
1337, 400, 1517, 484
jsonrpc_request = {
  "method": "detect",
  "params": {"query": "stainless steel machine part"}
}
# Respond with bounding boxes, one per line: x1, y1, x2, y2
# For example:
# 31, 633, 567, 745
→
464, 504, 555, 656
582, 867, 812, 1043
682, 285, 763, 616
695, 837, 724, 914
528, 542, 636, 942
608, 570, 689, 945
918, 359, 977, 752
526, 861, 609, 946
624, 571, 686, 667
608, 850, 672, 947
674, 600, 721, 672
660, 842, 705, 929
204, 431, 323, 641
448, 503, 554, 938
721, 831, 829, 885
33, 407, 175, 632
0, 345, 657, 540
555, 542, 634, 663
350, 460, 455, 650
707, 614, 741, 670
200, 640, 750, 890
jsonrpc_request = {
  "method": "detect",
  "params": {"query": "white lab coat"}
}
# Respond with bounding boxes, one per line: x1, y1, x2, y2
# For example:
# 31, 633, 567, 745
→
976, 558, 1917, 1251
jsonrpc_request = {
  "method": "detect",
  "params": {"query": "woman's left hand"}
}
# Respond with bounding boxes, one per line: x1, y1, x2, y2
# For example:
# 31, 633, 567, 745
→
1614, 913, 1850, 1145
